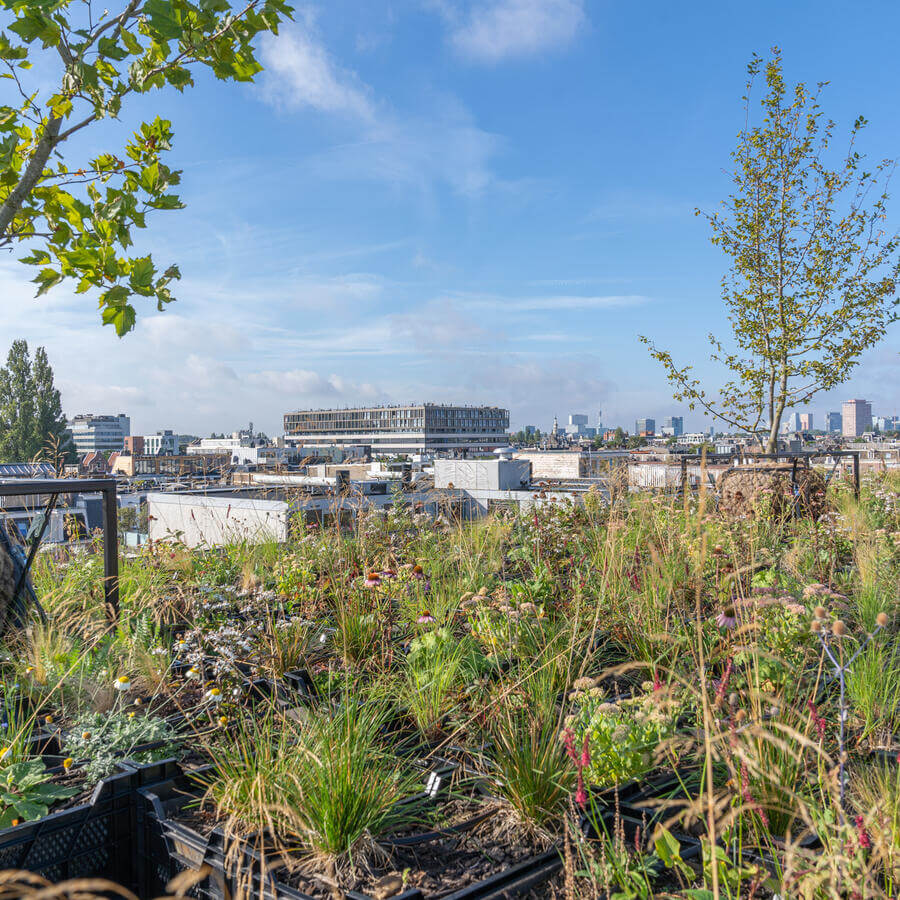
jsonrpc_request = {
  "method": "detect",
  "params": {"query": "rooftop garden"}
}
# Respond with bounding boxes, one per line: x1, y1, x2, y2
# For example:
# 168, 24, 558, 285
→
1, 470, 898, 899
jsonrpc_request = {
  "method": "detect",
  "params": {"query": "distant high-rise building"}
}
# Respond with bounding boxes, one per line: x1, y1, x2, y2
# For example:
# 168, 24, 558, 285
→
842, 399, 872, 438
67, 414, 130, 454
781, 412, 802, 433
873, 416, 889, 433
635, 417, 655, 437
825, 412, 842, 433
799, 413, 814, 432
524, 425, 536, 436
662, 416, 683, 437
568, 414, 588, 427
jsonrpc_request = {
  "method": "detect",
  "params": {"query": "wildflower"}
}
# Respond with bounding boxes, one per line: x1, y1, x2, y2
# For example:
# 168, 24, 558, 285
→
416, 612, 436, 625
572, 677, 596, 692
63, 758, 73, 771
412, 565, 425, 579
218, 715, 228, 728
128, 711, 136, 718
562, 728, 577, 762
716, 607, 737, 630
44, 715, 53, 725
24, 666, 34, 676
205, 687, 224, 704
81, 731, 91, 740
381, 569, 396, 579
579, 735, 590, 769
0, 747, 10, 762
186, 666, 200, 680
855, 815, 872, 849
114, 676, 131, 692
574, 771, 588, 809
807, 699, 827, 739
364, 572, 382, 589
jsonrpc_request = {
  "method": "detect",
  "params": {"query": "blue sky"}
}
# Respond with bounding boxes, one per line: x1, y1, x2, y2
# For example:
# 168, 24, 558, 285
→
2, 0, 899, 436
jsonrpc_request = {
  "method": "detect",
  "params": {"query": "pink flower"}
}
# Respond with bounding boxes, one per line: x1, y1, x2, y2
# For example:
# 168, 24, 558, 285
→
716, 609, 737, 629
416, 612, 436, 624
364, 572, 381, 589
562, 728, 577, 763
579, 735, 591, 768
381, 569, 397, 580
855, 815, 872, 849
575, 771, 587, 809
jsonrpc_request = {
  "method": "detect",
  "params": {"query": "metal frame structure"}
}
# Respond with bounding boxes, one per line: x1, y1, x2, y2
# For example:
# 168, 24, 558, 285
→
679, 449, 861, 500
0, 478, 118, 620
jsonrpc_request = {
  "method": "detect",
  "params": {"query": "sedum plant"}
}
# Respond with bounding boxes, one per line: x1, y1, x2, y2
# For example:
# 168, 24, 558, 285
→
565, 688, 681, 789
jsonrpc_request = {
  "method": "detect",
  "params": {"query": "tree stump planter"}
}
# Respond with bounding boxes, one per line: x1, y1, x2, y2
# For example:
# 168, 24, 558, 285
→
718, 462, 827, 520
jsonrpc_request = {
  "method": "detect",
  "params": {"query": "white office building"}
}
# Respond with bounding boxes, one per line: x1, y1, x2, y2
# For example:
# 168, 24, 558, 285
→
67, 414, 130, 454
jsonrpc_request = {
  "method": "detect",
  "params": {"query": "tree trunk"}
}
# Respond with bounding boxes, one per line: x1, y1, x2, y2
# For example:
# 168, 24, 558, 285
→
0, 117, 60, 240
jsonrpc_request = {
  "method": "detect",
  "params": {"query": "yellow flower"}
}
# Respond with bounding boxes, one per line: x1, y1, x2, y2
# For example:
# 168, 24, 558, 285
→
0, 747, 11, 762
218, 715, 228, 728
128, 711, 136, 718
82, 731, 91, 740
63, 758, 73, 770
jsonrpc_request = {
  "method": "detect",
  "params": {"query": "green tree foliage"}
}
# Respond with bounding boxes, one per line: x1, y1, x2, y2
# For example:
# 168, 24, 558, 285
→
0, 339, 74, 462
642, 50, 899, 452
0, 0, 292, 335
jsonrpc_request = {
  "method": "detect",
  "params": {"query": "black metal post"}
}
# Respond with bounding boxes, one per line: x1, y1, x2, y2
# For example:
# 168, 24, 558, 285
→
102, 483, 119, 622
852, 453, 860, 501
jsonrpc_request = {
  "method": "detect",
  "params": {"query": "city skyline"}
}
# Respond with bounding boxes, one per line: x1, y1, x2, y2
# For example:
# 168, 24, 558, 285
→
1, 1, 899, 436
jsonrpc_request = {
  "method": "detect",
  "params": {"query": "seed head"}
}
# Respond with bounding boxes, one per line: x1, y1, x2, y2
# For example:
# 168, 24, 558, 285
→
832, 620, 846, 637
814, 606, 827, 619
876, 612, 889, 628
810, 620, 822, 633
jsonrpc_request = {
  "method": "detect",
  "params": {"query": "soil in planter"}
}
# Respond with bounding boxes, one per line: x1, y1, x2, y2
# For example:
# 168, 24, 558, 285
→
280, 808, 554, 899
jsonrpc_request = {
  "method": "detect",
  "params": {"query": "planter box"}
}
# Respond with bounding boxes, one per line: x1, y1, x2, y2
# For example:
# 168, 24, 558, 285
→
139, 764, 562, 900
0, 762, 137, 889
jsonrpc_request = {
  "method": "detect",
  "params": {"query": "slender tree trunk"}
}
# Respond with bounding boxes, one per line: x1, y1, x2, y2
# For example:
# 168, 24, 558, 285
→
0, 117, 60, 240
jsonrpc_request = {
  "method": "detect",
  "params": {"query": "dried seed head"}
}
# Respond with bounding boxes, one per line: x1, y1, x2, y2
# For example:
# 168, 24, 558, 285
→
734, 709, 747, 723
876, 612, 889, 628
810, 620, 822, 633
814, 606, 827, 619
832, 620, 846, 637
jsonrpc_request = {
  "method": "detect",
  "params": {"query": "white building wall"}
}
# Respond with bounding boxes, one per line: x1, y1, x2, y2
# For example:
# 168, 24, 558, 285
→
147, 493, 290, 547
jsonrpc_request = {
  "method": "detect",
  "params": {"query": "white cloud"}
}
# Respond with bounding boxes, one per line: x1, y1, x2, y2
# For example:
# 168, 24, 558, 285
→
258, 20, 502, 196
472, 294, 649, 312
259, 24, 376, 122
439, 0, 586, 63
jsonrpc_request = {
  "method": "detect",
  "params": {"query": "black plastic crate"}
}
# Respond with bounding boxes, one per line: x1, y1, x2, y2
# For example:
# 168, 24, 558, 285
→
0, 763, 137, 889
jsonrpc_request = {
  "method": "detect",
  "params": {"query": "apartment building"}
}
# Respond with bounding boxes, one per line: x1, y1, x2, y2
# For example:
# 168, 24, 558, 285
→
283, 404, 509, 455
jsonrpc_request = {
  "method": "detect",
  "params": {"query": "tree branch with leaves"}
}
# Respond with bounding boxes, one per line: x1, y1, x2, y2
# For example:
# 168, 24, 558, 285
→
0, 0, 292, 334
641, 49, 899, 452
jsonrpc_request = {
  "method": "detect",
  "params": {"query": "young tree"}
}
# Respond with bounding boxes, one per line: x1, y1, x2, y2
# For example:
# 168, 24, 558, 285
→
0, 0, 291, 335
641, 50, 899, 452
0, 340, 74, 462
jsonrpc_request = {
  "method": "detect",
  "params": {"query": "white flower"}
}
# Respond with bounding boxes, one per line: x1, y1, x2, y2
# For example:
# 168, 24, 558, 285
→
205, 687, 224, 704
186, 666, 200, 680
114, 676, 131, 692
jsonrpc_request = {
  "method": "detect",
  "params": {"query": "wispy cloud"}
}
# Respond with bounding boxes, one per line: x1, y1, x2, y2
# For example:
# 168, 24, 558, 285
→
259, 19, 502, 196
462, 293, 650, 312
433, 0, 586, 63
259, 19, 376, 122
